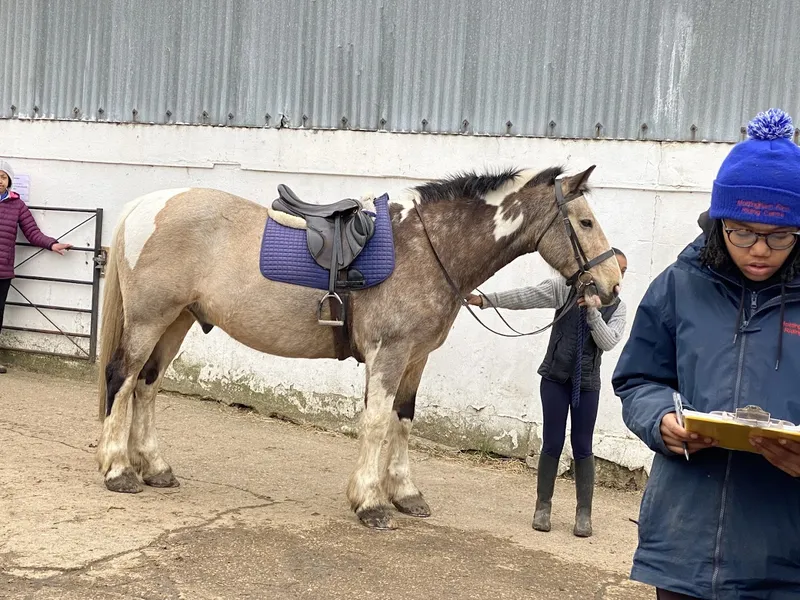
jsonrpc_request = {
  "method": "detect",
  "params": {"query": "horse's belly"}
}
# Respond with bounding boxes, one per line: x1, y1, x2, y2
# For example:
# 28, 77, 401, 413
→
200, 278, 340, 360
217, 319, 337, 360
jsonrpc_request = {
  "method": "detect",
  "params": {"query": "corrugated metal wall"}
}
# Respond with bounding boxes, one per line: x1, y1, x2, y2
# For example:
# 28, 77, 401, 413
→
1, 0, 798, 142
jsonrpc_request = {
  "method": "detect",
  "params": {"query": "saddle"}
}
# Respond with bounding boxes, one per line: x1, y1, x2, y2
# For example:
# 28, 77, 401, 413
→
272, 184, 375, 275
270, 185, 376, 359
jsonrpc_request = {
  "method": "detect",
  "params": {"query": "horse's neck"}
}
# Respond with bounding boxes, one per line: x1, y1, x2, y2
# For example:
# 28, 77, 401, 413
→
412, 202, 528, 295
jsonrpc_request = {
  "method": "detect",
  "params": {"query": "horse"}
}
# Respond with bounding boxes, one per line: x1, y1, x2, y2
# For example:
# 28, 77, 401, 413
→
95, 164, 621, 531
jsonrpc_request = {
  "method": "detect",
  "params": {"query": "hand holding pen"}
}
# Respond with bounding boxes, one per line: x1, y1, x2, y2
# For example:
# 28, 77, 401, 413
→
660, 392, 717, 458
672, 392, 690, 460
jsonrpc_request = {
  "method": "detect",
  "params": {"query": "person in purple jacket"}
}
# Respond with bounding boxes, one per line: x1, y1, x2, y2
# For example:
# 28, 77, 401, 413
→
0, 159, 72, 373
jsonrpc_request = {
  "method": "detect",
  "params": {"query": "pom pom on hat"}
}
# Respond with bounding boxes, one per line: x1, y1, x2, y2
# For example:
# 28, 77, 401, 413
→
747, 108, 794, 141
710, 108, 800, 227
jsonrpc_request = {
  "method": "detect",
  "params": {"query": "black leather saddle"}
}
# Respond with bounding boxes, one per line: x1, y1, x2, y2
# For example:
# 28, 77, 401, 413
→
271, 184, 375, 272
271, 184, 376, 331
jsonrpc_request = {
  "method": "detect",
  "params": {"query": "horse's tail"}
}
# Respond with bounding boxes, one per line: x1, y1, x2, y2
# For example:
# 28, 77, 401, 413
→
97, 222, 125, 422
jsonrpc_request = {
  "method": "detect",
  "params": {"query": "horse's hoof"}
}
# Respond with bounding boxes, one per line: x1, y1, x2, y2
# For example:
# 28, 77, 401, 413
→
144, 469, 179, 488
356, 506, 397, 530
105, 467, 143, 494
392, 494, 431, 518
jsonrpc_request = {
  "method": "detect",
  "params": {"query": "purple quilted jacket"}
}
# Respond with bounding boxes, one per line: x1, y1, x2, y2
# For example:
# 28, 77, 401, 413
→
0, 191, 57, 279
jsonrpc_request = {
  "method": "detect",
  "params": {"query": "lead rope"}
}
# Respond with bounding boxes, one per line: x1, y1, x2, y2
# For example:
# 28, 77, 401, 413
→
571, 306, 589, 408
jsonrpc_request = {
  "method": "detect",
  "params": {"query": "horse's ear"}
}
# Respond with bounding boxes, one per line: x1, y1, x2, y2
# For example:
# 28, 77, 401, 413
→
562, 165, 596, 196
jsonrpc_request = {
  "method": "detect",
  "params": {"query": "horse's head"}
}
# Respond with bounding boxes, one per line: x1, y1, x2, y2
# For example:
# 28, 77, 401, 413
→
512, 166, 621, 306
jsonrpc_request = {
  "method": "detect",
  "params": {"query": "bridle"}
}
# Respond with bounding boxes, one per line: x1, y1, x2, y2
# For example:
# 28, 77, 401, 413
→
547, 174, 616, 288
413, 173, 617, 338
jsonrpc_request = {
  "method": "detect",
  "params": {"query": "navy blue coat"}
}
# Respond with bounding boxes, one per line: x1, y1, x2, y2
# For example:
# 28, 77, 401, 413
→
612, 234, 800, 599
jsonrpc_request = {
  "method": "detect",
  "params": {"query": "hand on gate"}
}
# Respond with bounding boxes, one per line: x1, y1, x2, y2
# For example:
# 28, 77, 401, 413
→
660, 412, 716, 455
750, 436, 800, 477
51, 242, 73, 255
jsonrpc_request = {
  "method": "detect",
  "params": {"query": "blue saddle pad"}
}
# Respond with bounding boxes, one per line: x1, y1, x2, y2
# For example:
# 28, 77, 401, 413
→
259, 193, 395, 290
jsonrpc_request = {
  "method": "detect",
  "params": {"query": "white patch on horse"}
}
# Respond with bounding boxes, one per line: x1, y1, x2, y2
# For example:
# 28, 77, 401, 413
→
105, 465, 129, 480
129, 383, 171, 478
482, 169, 537, 206
382, 415, 420, 501
493, 211, 524, 241
123, 188, 191, 270
97, 375, 137, 476
482, 169, 537, 241
351, 371, 393, 509
389, 189, 421, 223
348, 342, 405, 515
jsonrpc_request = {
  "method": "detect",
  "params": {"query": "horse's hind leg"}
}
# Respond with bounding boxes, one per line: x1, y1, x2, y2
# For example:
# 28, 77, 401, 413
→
347, 344, 410, 530
97, 322, 173, 493
381, 356, 431, 518
129, 311, 195, 488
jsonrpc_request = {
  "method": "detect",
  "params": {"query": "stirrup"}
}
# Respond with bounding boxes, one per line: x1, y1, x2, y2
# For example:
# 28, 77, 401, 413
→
318, 292, 345, 327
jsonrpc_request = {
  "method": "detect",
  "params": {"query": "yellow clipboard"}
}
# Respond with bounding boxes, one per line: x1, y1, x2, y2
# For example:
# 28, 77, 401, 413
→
683, 405, 800, 454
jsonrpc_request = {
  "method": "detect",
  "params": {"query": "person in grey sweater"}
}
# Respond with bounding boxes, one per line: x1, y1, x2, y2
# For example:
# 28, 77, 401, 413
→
467, 248, 627, 537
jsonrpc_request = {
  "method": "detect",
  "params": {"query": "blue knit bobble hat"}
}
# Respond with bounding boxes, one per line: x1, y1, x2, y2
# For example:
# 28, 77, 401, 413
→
710, 108, 800, 227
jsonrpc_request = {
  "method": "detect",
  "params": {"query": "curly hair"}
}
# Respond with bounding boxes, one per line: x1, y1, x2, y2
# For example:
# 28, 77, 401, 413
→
699, 217, 800, 281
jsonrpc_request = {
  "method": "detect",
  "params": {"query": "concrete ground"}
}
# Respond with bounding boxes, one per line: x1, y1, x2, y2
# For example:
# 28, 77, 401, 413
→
0, 369, 651, 599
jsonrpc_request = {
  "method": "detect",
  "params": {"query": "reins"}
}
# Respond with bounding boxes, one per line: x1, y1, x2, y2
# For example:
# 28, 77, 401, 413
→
412, 173, 615, 339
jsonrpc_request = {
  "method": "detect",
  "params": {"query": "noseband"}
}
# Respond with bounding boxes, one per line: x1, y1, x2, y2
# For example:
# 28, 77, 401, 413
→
414, 173, 617, 338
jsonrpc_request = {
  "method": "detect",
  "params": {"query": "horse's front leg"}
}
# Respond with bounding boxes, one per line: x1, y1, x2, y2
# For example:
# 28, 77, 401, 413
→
347, 345, 410, 530
381, 356, 431, 518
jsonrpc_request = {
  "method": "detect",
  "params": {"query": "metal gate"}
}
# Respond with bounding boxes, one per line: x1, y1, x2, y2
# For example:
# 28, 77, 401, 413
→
1, 205, 105, 362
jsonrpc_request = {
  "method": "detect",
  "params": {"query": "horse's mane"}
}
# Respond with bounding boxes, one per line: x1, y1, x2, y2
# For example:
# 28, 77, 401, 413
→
413, 165, 565, 204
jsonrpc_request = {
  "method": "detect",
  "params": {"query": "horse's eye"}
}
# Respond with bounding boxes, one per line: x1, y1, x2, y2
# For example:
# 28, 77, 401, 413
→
580, 219, 593, 228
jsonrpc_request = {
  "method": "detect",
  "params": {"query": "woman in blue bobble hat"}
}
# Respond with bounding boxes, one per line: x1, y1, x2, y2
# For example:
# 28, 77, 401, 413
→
613, 108, 800, 600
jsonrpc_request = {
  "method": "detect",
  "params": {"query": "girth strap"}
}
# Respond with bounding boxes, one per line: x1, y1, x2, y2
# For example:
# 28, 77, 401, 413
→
319, 215, 357, 361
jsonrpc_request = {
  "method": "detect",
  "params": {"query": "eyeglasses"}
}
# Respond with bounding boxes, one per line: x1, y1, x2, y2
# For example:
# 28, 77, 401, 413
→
722, 221, 800, 250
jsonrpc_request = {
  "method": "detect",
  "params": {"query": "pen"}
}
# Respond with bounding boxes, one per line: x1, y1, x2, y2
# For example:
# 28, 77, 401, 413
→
672, 391, 690, 461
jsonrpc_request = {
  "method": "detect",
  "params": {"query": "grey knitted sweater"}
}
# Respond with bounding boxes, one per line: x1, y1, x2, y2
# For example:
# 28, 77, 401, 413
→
479, 277, 627, 352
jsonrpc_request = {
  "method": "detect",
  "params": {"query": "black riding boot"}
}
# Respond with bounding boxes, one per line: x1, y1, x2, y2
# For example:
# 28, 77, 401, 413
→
532, 452, 559, 532
573, 455, 595, 537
